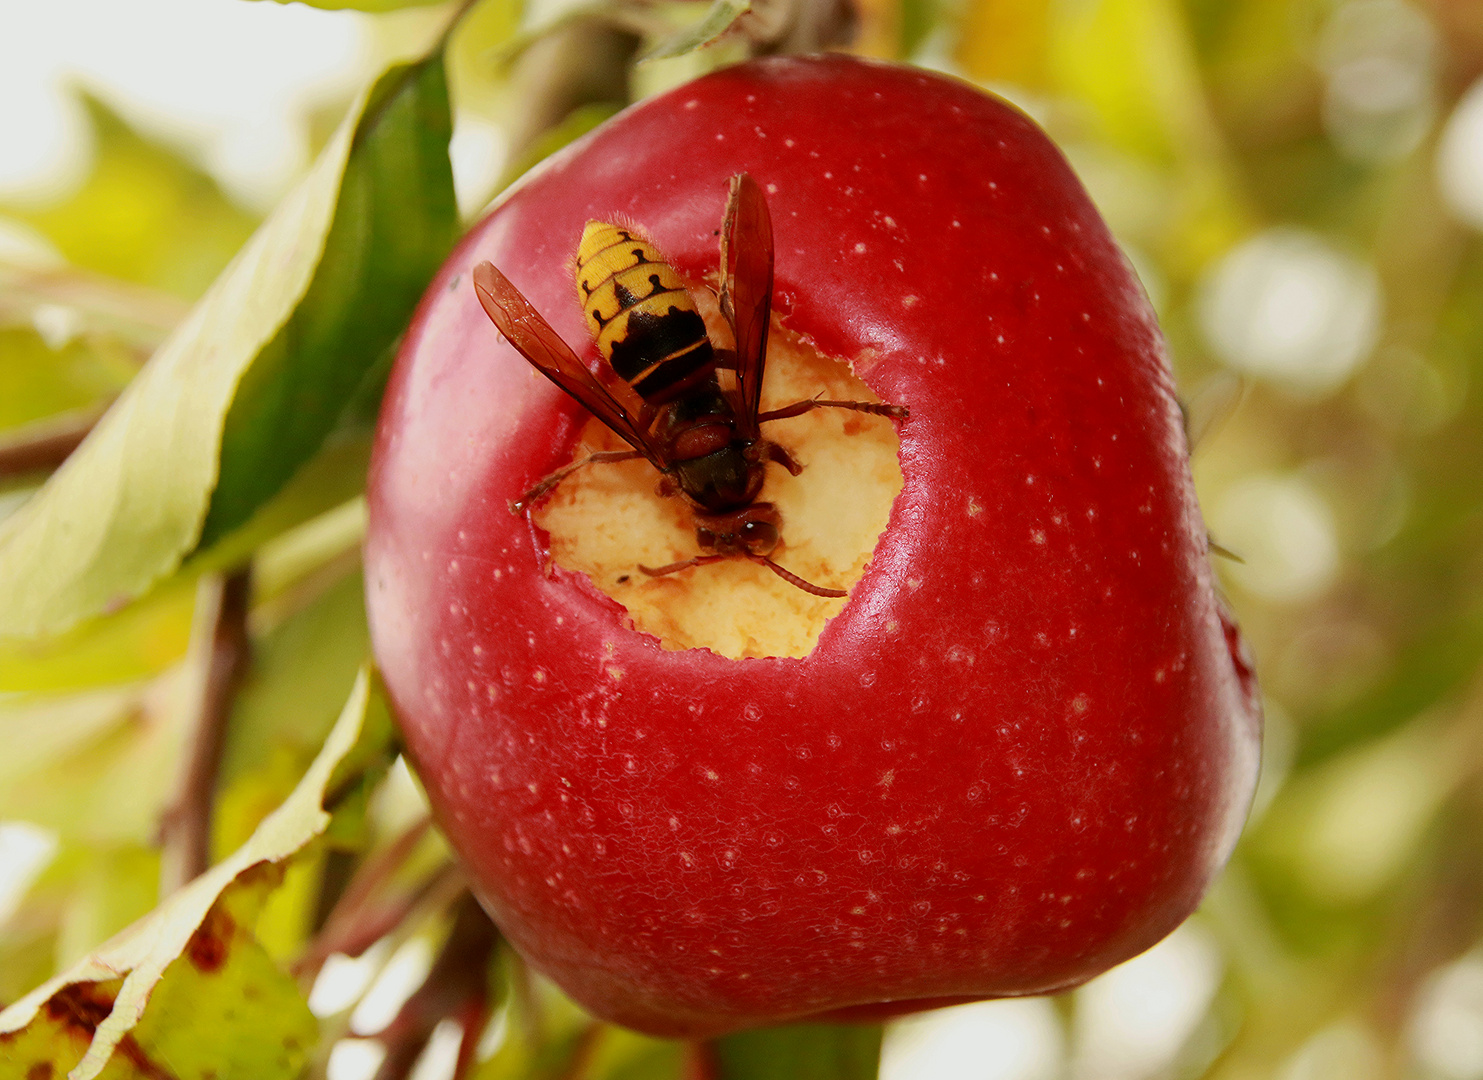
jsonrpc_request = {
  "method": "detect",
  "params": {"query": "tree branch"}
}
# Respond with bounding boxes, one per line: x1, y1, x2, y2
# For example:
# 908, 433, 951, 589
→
0, 406, 108, 479
0, 264, 187, 349
295, 822, 462, 982
370, 891, 501, 1080
158, 568, 253, 893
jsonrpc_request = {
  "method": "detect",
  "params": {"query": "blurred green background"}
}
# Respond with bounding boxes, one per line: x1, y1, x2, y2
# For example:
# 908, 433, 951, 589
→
3, 0, 1483, 1078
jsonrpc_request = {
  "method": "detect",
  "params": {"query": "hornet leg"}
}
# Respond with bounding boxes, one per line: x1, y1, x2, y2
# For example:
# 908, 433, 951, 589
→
758, 397, 908, 423
510, 449, 645, 514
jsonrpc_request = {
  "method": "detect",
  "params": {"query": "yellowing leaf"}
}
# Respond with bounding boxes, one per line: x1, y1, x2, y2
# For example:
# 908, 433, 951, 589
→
52, 846, 163, 972
127, 869, 319, 1079
0, 677, 186, 845
249, 0, 449, 9
1046, 0, 1250, 275
0, 576, 195, 694
0, 667, 385, 1080
0, 55, 455, 641
956, 0, 1252, 280
0, 329, 134, 433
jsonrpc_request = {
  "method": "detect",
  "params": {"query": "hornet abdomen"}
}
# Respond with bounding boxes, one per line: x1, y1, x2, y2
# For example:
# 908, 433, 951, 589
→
575, 222, 715, 405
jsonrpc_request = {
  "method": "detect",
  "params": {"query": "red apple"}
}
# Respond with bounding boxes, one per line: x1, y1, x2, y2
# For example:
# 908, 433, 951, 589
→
365, 55, 1262, 1038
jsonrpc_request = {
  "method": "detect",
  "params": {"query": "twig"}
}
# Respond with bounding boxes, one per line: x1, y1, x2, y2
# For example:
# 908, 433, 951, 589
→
295, 823, 463, 982
0, 264, 188, 346
0, 405, 108, 479
370, 891, 501, 1080
745, 0, 858, 55
158, 568, 253, 893
501, 21, 641, 177
1369, 831, 1483, 1035
323, 817, 434, 927
249, 542, 366, 638
312, 847, 360, 936
449, 0, 483, 31
1367, 665, 1483, 1031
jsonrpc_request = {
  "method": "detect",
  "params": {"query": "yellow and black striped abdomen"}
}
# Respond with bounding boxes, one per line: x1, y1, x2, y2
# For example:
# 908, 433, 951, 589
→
575, 221, 715, 402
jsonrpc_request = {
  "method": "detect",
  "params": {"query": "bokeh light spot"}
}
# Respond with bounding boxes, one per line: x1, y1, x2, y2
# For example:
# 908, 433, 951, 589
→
1318, 0, 1437, 163
880, 998, 1064, 1080
1212, 473, 1340, 603
1439, 75, 1483, 230
1071, 923, 1223, 1080
1198, 229, 1381, 398
1409, 955, 1483, 1080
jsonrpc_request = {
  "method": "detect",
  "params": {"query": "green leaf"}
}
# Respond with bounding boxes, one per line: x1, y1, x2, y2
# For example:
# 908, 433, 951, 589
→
709, 1023, 883, 1080
1044, 0, 1250, 277
640, 0, 751, 61
53, 846, 164, 972
472, 961, 597, 1080
0, 667, 389, 1080
200, 57, 458, 547
0, 571, 196, 693
190, 432, 373, 583
0, 431, 369, 694
0, 55, 456, 641
587, 1026, 685, 1080
899, 0, 939, 59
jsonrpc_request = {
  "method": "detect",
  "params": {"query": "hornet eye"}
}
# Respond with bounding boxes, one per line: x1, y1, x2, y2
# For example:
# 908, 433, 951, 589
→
741, 520, 779, 549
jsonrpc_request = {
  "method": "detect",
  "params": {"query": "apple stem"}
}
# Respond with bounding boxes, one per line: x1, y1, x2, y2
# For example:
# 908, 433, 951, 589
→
683, 1041, 724, 1080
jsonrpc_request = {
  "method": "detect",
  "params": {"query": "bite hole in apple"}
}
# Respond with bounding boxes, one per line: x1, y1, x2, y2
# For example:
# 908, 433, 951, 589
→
533, 292, 905, 660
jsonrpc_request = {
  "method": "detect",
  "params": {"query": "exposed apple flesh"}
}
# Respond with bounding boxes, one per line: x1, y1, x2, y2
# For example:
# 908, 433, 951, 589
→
364, 55, 1262, 1038
535, 290, 904, 658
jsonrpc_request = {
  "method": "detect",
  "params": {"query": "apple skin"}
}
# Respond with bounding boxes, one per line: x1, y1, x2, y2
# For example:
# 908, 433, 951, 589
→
365, 55, 1262, 1038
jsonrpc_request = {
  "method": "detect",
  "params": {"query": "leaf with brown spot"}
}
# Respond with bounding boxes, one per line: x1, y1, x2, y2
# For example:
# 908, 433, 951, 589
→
0, 667, 388, 1080
0, 980, 121, 1079
182, 908, 233, 975
125, 879, 318, 1080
